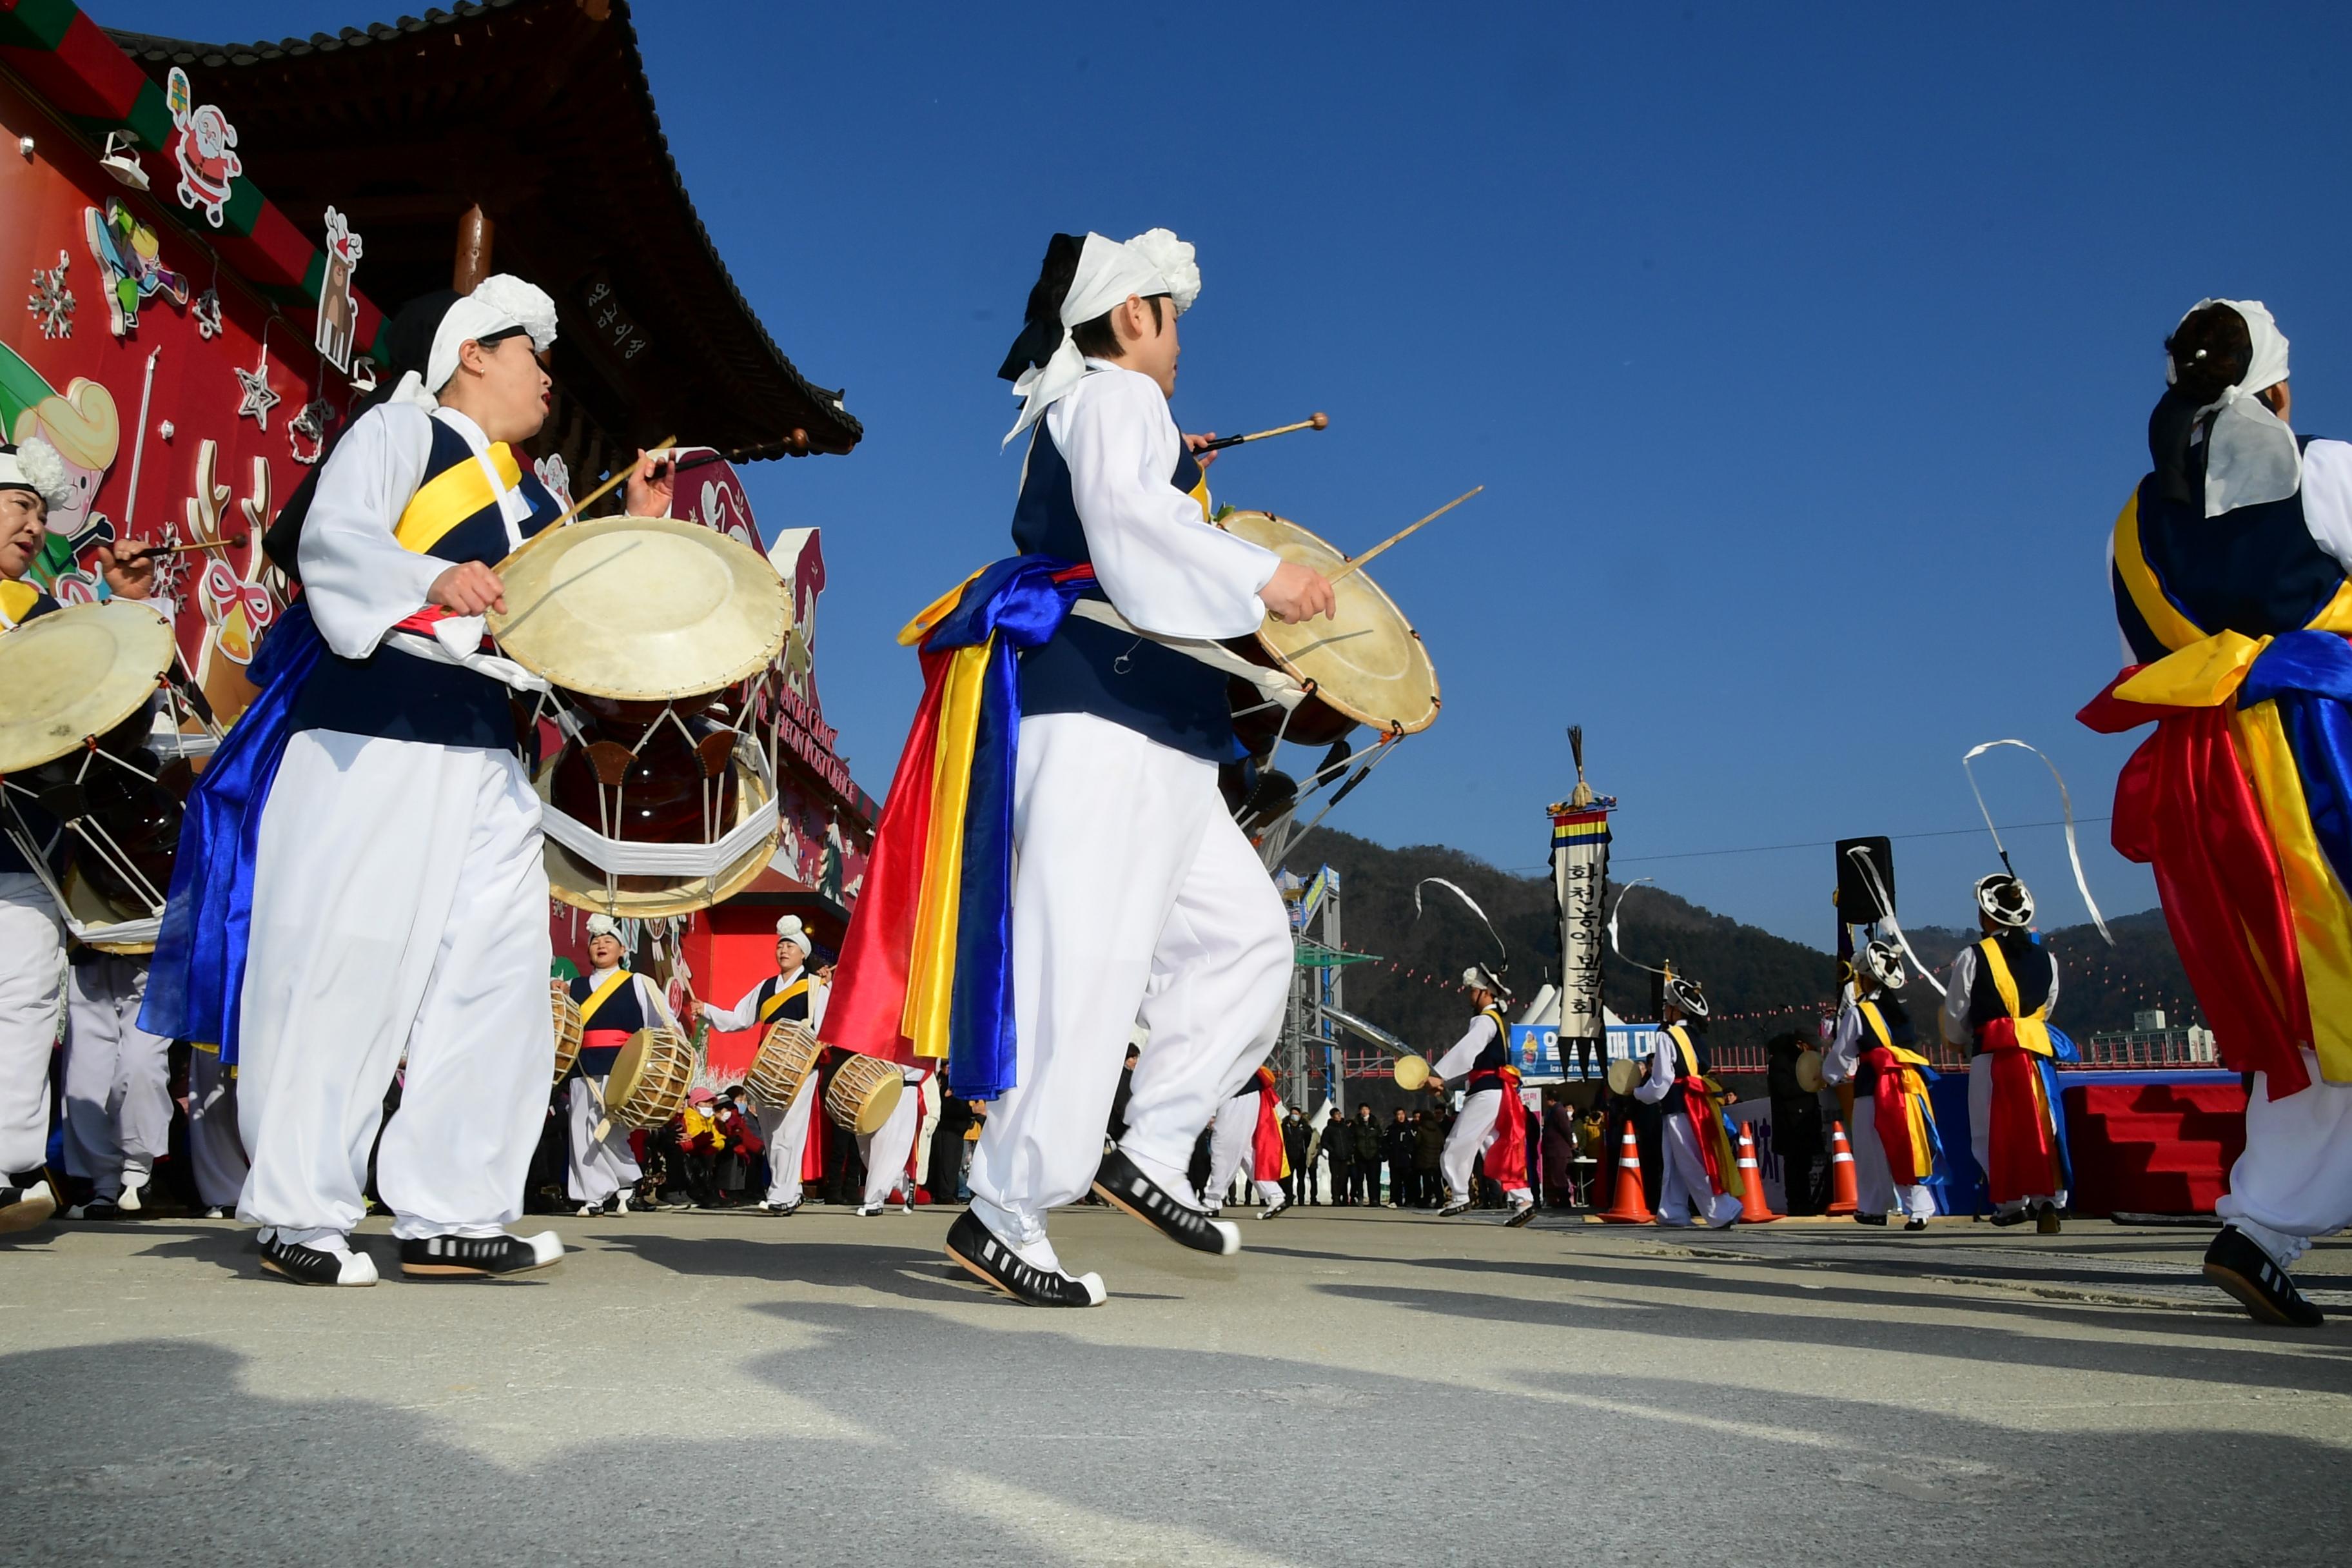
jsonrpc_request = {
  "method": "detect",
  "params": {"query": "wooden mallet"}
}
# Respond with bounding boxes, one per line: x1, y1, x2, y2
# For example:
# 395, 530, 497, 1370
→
1327, 486, 1484, 583
1193, 412, 1329, 454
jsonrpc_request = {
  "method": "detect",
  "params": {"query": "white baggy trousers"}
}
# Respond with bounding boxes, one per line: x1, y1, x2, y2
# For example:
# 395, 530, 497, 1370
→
0, 874, 64, 1179
62, 955, 171, 1200
236, 730, 553, 1244
566, 1075, 641, 1205
1206, 1088, 1284, 1207
2219, 1048, 2352, 1267
186, 1046, 247, 1209
1442, 1087, 1534, 1206
1849, 1094, 1936, 1222
968, 714, 1291, 1248
860, 1078, 921, 1207
757, 1071, 818, 1206
1657, 1110, 1741, 1227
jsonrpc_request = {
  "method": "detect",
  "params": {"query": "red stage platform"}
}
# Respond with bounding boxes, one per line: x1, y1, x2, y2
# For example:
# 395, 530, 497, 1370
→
2059, 1073, 2247, 1217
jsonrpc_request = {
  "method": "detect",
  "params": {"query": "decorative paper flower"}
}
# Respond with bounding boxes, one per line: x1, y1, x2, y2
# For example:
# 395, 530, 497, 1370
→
471, 273, 559, 351
14, 436, 75, 513
1126, 228, 1200, 315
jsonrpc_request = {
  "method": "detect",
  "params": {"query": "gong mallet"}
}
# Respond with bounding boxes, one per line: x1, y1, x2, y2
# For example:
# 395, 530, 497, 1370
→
1327, 485, 1484, 583
141, 534, 250, 557
1193, 412, 1329, 454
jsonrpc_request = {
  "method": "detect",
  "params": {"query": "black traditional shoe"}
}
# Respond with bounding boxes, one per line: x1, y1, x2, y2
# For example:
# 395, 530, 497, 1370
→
2035, 1204, 2063, 1236
2204, 1225, 2325, 1328
1988, 1208, 2030, 1228
67, 1198, 121, 1221
856, 1201, 886, 1217
398, 1231, 563, 1279
0, 1175, 57, 1235
1435, 1199, 1474, 1219
1258, 1195, 1291, 1220
758, 1198, 803, 1217
943, 1210, 1106, 1307
1904, 1217, 1928, 1231
259, 1234, 378, 1287
1504, 1200, 1538, 1228
1854, 1213, 1888, 1226
1090, 1148, 1240, 1256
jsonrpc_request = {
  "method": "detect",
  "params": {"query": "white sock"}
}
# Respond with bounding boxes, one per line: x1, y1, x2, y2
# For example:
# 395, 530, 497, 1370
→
2232, 1216, 2311, 1270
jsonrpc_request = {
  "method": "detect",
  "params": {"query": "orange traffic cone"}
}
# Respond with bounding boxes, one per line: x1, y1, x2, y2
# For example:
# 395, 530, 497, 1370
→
1600, 1124, 1652, 1224
1825, 1120, 1859, 1216
1735, 1121, 1781, 1222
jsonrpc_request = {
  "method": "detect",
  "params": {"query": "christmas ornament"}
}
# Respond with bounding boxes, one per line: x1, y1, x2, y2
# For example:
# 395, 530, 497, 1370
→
26, 250, 73, 339
165, 68, 241, 228
192, 288, 222, 339
313, 206, 364, 372
288, 397, 333, 466
83, 199, 189, 337
233, 347, 279, 431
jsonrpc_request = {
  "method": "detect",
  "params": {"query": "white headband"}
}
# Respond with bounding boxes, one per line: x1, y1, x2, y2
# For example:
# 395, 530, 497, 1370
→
2172, 297, 2298, 517
0, 439, 72, 513
393, 275, 559, 413
1003, 229, 1199, 447
585, 914, 622, 941
776, 916, 810, 946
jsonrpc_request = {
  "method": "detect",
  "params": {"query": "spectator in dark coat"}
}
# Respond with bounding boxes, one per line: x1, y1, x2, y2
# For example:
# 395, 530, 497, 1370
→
928, 1091, 974, 1203
1542, 1092, 1580, 1209
1350, 1104, 1383, 1205
1323, 1113, 1353, 1204
1766, 1030, 1827, 1215
1413, 1110, 1445, 1206
1384, 1108, 1415, 1208
1283, 1111, 1313, 1204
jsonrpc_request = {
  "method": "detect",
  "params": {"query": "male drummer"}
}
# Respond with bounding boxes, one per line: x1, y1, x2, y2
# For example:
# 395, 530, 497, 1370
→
1941, 874, 2066, 1234
1633, 974, 1742, 1228
1823, 941, 1939, 1230
941, 228, 1335, 1308
1202, 1063, 1291, 1220
857, 1063, 930, 1217
567, 914, 669, 1216
697, 914, 828, 1215
1, 440, 152, 1234
141, 279, 672, 1284
1426, 966, 1536, 1225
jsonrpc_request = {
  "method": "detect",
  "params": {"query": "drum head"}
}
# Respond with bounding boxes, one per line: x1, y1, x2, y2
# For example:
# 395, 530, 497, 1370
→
1393, 1054, 1431, 1092
848, 1069, 903, 1136
1795, 1048, 1826, 1095
0, 600, 174, 772
536, 737, 779, 919
1217, 511, 1439, 736
1606, 1058, 1642, 1097
489, 516, 790, 701
602, 1029, 657, 1113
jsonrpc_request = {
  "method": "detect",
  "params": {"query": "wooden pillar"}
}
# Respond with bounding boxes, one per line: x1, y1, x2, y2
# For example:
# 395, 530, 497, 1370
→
452, 204, 494, 291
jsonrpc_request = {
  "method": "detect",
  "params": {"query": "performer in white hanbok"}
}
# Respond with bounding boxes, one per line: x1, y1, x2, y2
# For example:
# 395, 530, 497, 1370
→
857, 1064, 930, 1216
185, 1044, 247, 1218
1, 439, 153, 1234
1823, 941, 1939, 1230
697, 915, 827, 1215
148, 279, 672, 1284
565, 915, 665, 1216
1426, 966, 1535, 1225
61, 954, 171, 1217
940, 229, 1337, 1308
1202, 1063, 1291, 1220
1634, 975, 1743, 1229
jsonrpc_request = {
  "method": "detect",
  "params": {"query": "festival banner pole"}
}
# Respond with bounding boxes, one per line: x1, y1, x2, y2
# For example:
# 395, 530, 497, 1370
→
1551, 727, 1616, 1081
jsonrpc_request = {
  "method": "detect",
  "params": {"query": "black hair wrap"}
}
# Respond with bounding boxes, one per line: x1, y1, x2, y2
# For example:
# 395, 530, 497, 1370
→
996, 233, 1083, 383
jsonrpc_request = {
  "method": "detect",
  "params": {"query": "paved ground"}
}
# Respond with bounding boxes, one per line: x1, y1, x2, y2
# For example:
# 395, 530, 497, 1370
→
3, 1204, 2347, 1567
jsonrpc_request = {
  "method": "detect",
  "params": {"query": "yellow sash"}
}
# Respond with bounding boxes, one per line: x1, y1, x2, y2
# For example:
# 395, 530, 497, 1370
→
1976, 940, 2053, 1057
758, 975, 811, 1024
0, 579, 43, 630
392, 442, 525, 554
576, 968, 633, 1028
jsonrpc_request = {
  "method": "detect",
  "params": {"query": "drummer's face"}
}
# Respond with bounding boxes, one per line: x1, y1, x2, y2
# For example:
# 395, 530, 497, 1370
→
1115, 295, 1181, 398
0, 489, 41, 578
456, 335, 553, 445
587, 934, 623, 968
776, 938, 807, 971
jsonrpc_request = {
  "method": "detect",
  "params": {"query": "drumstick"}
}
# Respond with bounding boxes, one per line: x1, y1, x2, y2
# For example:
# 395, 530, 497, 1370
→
543, 435, 681, 533
139, 534, 248, 557
1327, 486, 1484, 583
1192, 413, 1329, 454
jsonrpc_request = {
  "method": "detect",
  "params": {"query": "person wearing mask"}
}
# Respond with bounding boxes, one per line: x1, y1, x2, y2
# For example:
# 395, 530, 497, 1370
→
1, 439, 154, 1233
678, 1089, 726, 1209
697, 916, 827, 1215
1426, 967, 1535, 1224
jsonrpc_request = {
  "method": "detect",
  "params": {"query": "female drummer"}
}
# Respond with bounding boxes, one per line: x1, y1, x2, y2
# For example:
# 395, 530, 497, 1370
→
0, 440, 152, 1235
142, 278, 672, 1285
565, 914, 667, 1217
697, 914, 828, 1215
941, 230, 1336, 1306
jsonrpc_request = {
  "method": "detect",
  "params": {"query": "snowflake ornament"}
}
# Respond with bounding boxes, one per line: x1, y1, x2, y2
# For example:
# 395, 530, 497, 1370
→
27, 251, 74, 339
193, 287, 222, 340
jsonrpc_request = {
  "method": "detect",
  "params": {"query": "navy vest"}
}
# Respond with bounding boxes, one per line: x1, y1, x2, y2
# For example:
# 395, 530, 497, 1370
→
1464, 1007, 1514, 1092
1011, 402, 1239, 762
288, 418, 562, 751
757, 974, 812, 1024
1660, 1024, 1712, 1117
2116, 437, 2342, 664
0, 582, 61, 876
1964, 932, 2055, 1052
571, 968, 649, 1075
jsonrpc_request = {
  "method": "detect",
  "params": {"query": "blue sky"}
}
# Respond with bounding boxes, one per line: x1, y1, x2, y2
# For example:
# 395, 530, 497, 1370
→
103, 1, 2352, 944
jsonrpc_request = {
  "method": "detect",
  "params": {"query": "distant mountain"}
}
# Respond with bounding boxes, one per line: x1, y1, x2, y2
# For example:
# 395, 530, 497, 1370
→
1277, 828, 2196, 1050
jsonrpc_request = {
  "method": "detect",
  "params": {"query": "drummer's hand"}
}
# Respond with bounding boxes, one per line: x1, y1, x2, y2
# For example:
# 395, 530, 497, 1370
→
97, 540, 157, 600
1183, 431, 1221, 471
1260, 560, 1337, 623
427, 560, 506, 616
625, 448, 676, 518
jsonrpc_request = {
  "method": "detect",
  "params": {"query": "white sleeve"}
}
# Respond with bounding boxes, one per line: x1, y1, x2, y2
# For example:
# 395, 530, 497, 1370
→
1050, 368, 1280, 638
2044, 954, 2059, 1019
698, 983, 767, 1034
807, 981, 829, 1034
1941, 948, 1977, 1047
1430, 1014, 1496, 1081
1632, 1037, 1674, 1104
2298, 440, 2352, 575
1822, 1005, 1863, 1085
295, 402, 447, 659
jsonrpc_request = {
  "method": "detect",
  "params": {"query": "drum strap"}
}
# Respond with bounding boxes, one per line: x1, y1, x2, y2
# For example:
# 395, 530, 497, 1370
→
576, 968, 634, 1026
541, 785, 780, 877
1064, 600, 1307, 708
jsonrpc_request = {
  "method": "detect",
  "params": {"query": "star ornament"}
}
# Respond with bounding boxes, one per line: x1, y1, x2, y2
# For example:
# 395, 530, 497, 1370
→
234, 349, 279, 431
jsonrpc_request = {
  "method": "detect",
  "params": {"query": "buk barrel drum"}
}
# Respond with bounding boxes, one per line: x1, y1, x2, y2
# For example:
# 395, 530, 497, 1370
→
0, 599, 211, 952
600, 1026, 698, 1132
823, 1052, 904, 1137
550, 981, 584, 1088
486, 516, 792, 919
1605, 1057, 1644, 1098
745, 1018, 825, 1112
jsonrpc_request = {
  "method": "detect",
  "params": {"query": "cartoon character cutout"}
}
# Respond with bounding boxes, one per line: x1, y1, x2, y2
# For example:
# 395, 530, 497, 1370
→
166, 67, 242, 228
313, 206, 363, 371
11, 377, 121, 596
84, 199, 190, 336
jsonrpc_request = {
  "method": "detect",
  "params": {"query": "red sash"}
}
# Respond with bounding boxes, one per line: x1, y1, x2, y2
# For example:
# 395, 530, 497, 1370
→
1985, 1048, 2064, 1204
1249, 1066, 1289, 1180
1482, 1066, 1528, 1190
1665, 1026, 1741, 1198
1865, 1046, 1936, 1186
